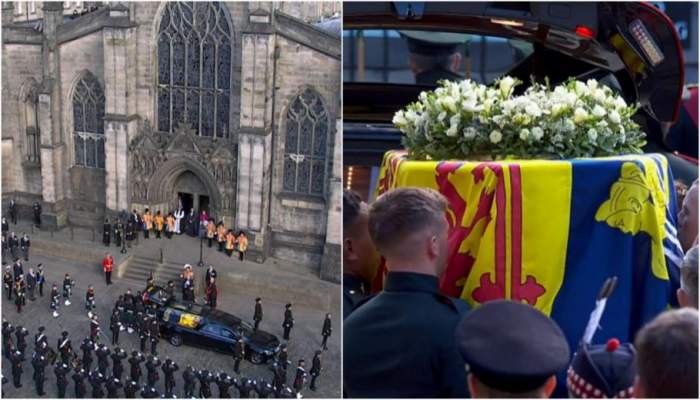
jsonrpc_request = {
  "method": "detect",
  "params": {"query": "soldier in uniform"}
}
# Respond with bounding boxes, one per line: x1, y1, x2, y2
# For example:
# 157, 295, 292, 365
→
32, 350, 48, 395
12, 257, 23, 281
277, 343, 290, 370
20, 233, 30, 261
342, 190, 381, 319
198, 369, 214, 398
293, 359, 306, 394
90, 313, 101, 343
34, 326, 47, 348
2, 321, 15, 359
96, 344, 111, 376
36, 264, 45, 296
110, 347, 127, 381
233, 337, 245, 373
309, 350, 322, 391
205, 277, 218, 308
103, 219, 111, 246
62, 273, 74, 306
54, 362, 70, 398
114, 219, 124, 248
15, 325, 28, 358
86, 286, 96, 317
139, 317, 149, 353
141, 385, 160, 398
321, 313, 332, 350
79, 338, 93, 371
128, 351, 145, 383
282, 303, 294, 340
10, 349, 23, 388
253, 297, 263, 330
50, 283, 61, 317
123, 379, 139, 398
182, 365, 196, 398
271, 362, 287, 395
72, 367, 87, 398
32, 202, 42, 227
216, 371, 233, 398
8, 199, 17, 225
89, 370, 105, 398
566, 337, 636, 398
343, 188, 470, 398
9, 234, 19, 262
145, 355, 161, 387
399, 31, 469, 85
239, 377, 256, 398
110, 309, 121, 345
148, 318, 159, 354
105, 376, 122, 398
3, 266, 13, 300
57, 331, 73, 365
455, 300, 570, 397
125, 219, 134, 248
256, 379, 274, 398
161, 358, 179, 395
14, 276, 26, 313
164, 280, 175, 302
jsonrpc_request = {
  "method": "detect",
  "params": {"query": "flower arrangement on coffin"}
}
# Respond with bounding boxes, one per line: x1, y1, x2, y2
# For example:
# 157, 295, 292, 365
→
392, 76, 646, 160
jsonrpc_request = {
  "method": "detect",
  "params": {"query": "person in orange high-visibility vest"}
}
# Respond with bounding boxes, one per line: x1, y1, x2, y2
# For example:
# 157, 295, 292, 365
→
165, 213, 175, 239
237, 232, 248, 262
154, 211, 165, 239
142, 209, 153, 239
206, 219, 216, 248
102, 253, 114, 285
225, 230, 236, 257
216, 222, 226, 252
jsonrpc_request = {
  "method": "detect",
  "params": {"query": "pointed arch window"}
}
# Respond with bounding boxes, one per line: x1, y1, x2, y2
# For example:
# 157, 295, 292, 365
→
283, 88, 329, 197
156, 2, 232, 138
72, 73, 105, 168
23, 85, 40, 164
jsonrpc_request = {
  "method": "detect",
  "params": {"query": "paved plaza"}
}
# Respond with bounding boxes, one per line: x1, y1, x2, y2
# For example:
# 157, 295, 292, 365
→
2, 222, 341, 398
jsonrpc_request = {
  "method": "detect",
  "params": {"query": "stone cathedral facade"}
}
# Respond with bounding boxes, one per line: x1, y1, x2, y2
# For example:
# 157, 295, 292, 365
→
1, 1, 342, 280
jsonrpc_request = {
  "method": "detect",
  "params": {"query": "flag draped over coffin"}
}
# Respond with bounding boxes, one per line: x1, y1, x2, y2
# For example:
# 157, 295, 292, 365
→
374, 150, 683, 346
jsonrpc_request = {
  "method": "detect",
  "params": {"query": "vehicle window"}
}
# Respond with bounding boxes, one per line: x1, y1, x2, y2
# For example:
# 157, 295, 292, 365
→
343, 29, 533, 86
201, 324, 220, 335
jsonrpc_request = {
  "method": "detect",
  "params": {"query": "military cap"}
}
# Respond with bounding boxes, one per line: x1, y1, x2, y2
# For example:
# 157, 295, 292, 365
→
455, 300, 570, 393
567, 338, 636, 398
400, 30, 470, 56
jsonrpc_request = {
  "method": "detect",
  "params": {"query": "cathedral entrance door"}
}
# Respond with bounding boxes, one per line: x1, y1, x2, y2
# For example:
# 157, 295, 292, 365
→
199, 195, 210, 215
179, 192, 194, 213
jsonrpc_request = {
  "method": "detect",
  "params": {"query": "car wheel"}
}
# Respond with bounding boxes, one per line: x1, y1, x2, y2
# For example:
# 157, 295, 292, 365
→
170, 334, 183, 347
250, 352, 264, 365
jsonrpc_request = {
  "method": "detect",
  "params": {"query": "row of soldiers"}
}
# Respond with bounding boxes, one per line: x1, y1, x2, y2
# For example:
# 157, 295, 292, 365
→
3, 319, 324, 398
3, 260, 45, 313
102, 218, 135, 248
4, 199, 42, 227
0, 229, 31, 264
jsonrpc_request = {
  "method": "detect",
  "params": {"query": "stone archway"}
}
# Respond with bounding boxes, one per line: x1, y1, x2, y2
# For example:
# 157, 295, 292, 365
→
147, 157, 222, 217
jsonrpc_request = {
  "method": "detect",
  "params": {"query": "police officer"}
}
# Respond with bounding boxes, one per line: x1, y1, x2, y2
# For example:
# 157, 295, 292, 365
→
123, 379, 139, 398
89, 370, 105, 398
293, 359, 306, 394
56, 331, 70, 365
31, 350, 48, 395
162, 358, 179, 395
72, 367, 87, 398
110, 347, 127, 381
96, 344, 111, 376
455, 300, 570, 397
198, 369, 214, 398
80, 338, 95, 372
105, 376, 122, 398
321, 313, 332, 350
145, 355, 161, 387
109, 310, 120, 346
15, 325, 28, 358
183, 364, 196, 398
254, 297, 263, 330
309, 350, 322, 391
216, 371, 234, 398
344, 188, 471, 398
282, 303, 294, 340
233, 337, 245, 373
10, 349, 23, 388
54, 362, 70, 398
128, 351, 145, 383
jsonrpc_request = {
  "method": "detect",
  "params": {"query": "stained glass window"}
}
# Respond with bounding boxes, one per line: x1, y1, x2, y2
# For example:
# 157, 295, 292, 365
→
72, 72, 105, 168
156, 2, 232, 137
283, 88, 330, 196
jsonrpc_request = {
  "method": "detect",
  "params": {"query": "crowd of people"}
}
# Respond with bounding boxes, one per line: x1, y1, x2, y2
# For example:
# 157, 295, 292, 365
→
342, 183, 699, 398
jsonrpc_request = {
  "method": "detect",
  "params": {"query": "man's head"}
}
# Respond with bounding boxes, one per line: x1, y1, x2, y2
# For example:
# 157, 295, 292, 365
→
633, 308, 698, 398
343, 190, 380, 283
369, 188, 450, 276
678, 246, 699, 309
400, 31, 468, 79
678, 180, 698, 252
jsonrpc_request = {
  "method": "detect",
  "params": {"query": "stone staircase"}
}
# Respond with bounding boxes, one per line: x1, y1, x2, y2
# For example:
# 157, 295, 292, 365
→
117, 254, 185, 289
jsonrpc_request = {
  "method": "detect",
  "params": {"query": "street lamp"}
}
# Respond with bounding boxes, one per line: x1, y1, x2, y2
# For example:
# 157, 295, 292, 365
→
120, 225, 127, 254
197, 232, 205, 267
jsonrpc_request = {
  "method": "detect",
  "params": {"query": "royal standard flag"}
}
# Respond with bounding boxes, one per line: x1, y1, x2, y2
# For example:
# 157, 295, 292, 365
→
375, 150, 683, 348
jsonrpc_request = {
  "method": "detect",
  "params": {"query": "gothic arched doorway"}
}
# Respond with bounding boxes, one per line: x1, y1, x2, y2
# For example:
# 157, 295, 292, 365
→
147, 157, 222, 217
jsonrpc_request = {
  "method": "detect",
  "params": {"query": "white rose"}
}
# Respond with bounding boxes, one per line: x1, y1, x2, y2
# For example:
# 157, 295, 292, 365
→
441, 96, 457, 113
587, 128, 598, 142
574, 108, 589, 124
499, 76, 516, 97
519, 128, 530, 141
489, 130, 503, 144
462, 101, 482, 113
531, 126, 544, 140
609, 110, 621, 124
525, 103, 542, 117
463, 127, 477, 139
592, 105, 606, 118
392, 111, 407, 126
446, 114, 461, 137
586, 79, 599, 90
574, 81, 588, 95
593, 89, 606, 102
614, 96, 627, 109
